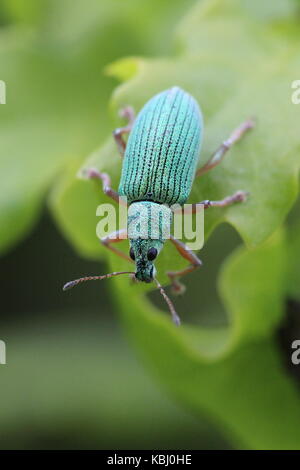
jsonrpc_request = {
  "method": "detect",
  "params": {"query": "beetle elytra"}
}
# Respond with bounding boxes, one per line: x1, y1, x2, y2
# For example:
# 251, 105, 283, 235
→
63, 87, 254, 325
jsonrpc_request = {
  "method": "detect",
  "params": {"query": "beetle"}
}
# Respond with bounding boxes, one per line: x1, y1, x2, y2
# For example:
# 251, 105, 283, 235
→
63, 87, 254, 324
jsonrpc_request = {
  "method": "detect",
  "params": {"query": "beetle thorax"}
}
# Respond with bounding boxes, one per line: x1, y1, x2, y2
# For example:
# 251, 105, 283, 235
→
127, 201, 172, 241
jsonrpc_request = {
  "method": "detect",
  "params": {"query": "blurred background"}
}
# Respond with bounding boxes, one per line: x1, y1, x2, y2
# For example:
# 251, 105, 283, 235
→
0, 0, 300, 450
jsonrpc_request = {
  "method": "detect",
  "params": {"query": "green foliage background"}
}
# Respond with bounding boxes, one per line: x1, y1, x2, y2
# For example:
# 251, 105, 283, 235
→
0, 0, 300, 450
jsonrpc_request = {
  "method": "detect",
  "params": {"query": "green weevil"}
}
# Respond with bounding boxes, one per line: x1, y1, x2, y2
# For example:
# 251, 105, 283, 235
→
63, 87, 254, 324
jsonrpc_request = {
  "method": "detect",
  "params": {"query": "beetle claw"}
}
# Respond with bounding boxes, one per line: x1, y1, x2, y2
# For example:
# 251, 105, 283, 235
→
171, 279, 186, 296
235, 190, 249, 202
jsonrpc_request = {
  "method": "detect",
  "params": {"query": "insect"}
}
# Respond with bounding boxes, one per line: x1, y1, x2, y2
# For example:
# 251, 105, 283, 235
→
63, 87, 254, 325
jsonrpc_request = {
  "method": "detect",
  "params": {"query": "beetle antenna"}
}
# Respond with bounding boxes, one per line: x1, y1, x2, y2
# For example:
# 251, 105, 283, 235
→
154, 278, 181, 326
63, 271, 135, 291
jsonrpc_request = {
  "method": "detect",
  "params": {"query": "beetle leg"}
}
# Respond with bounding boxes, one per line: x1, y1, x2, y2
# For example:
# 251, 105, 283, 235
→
166, 235, 202, 295
196, 118, 255, 177
82, 168, 122, 204
191, 190, 248, 212
101, 229, 133, 264
113, 106, 135, 156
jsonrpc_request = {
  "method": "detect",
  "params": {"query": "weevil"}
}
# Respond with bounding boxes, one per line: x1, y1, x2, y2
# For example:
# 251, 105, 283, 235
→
63, 87, 254, 324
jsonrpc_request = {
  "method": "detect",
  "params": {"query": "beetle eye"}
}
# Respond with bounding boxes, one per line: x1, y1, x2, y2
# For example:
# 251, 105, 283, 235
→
147, 247, 157, 261
129, 247, 135, 261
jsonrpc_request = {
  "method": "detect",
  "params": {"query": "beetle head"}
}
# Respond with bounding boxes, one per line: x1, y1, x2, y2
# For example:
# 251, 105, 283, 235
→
129, 238, 164, 283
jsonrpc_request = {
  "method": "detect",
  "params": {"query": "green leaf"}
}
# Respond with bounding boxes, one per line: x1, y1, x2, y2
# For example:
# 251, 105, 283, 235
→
49, 144, 120, 259
108, 229, 300, 450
